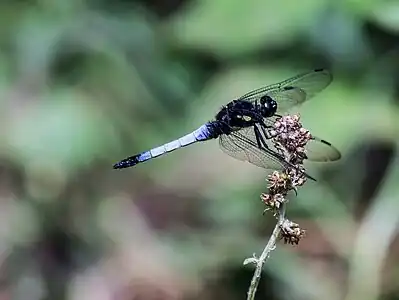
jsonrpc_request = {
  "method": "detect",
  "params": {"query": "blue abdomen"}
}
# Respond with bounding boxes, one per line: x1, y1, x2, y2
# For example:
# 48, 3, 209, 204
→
113, 123, 217, 169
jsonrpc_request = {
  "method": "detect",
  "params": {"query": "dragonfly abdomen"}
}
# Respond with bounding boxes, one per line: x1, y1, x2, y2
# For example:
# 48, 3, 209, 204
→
113, 123, 217, 169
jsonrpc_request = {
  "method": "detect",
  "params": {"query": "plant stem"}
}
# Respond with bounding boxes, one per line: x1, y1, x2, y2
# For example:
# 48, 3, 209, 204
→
246, 203, 286, 300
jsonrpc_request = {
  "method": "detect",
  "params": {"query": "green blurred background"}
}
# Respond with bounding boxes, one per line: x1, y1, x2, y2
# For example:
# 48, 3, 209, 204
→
1, 0, 399, 299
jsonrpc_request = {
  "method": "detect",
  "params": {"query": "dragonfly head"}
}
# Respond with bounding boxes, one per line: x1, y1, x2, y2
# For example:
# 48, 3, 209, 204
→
260, 96, 277, 117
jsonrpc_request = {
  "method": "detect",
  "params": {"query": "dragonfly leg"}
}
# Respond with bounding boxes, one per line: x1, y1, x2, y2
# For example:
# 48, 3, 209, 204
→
259, 121, 275, 139
253, 126, 263, 149
254, 125, 317, 182
254, 125, 271, 150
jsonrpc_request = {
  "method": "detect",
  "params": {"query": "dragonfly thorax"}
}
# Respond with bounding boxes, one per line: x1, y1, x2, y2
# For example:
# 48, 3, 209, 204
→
259, 96, 277, 117
215, 100, 259, 132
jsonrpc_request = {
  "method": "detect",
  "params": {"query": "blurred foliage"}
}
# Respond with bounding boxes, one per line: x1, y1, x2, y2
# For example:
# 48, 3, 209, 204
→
1, 0, 399, 300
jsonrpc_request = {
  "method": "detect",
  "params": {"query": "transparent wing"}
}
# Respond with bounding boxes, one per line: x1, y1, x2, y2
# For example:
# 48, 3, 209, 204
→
239, 69, 332, 114
263, 116, 341, 162
266, 87, 306, 114
219, 127, 288, 170
304, 137, 341, 162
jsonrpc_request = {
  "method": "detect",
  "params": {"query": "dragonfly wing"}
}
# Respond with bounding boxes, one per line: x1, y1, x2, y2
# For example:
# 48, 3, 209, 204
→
263, 116, 341, 162
305, 136, 341, 162
266, 87, 306, 114
219, 127, 287, 170
239, 69, 332, 112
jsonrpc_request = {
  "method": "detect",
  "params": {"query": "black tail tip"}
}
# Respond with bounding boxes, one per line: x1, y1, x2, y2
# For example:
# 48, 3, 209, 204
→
112, 160, 132, 169
112, 162, 125, 169
112, 156, 140, 169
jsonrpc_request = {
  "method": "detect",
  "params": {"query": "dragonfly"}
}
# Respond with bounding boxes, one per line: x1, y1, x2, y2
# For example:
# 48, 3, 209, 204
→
112, 69, 341, 178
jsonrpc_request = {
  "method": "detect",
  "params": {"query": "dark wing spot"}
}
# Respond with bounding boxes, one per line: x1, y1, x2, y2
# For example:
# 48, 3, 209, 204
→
320, 139, 331, 146
314, 68, 325, 72
283, 86, 295, 90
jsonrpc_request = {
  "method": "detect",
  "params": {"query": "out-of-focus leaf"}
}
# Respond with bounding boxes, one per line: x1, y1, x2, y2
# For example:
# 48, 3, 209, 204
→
0, 198, 40, 247
169, 0, 330, 57
309, 10, 372, 67
269, 249, 341, 300
343, 0, 380, 16
371, 1, 399, 33
203, 185, 261, 228
346, 159, 399, 300
6, 90, 118, 171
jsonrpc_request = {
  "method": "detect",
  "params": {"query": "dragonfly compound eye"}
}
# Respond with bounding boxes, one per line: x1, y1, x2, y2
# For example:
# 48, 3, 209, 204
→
260, 96, 277, 117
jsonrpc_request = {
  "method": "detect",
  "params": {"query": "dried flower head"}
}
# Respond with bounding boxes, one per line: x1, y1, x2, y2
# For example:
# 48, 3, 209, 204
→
262, 114, 311, 211
267, 171, 289, 191
279, 219, 306, 245
261, 192, 286, 209
261, 114, 312, 245
271, 114, 312, 165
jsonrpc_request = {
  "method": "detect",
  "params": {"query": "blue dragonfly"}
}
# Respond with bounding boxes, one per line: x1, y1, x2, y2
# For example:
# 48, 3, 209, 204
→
113, 69, 341, 177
